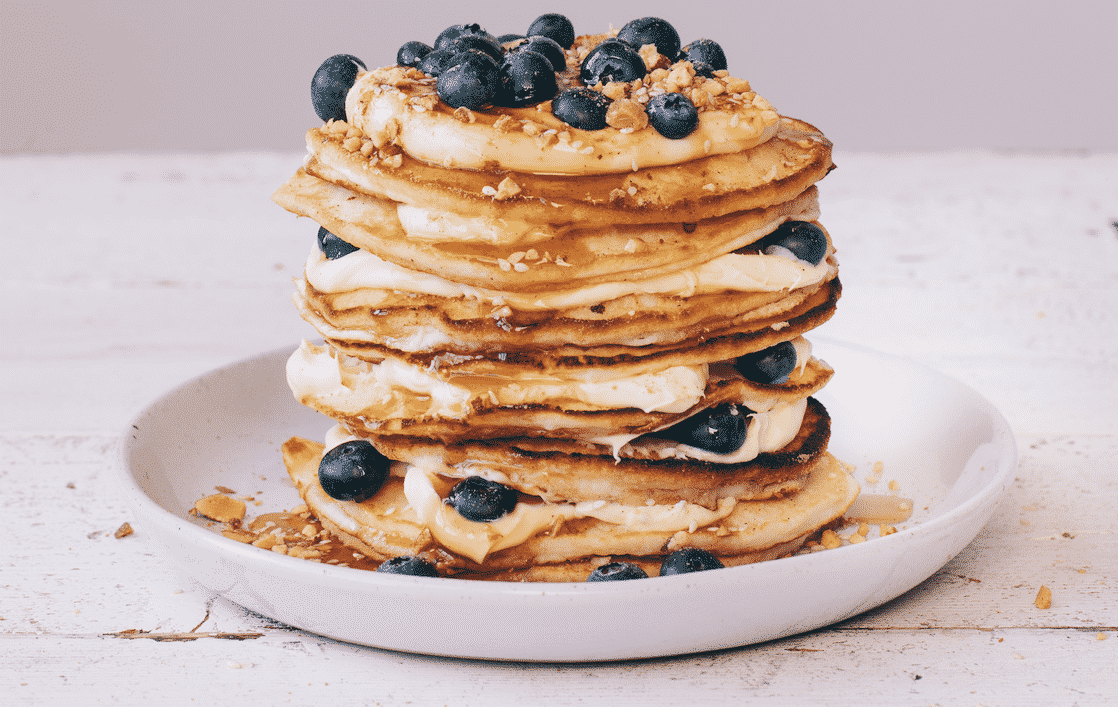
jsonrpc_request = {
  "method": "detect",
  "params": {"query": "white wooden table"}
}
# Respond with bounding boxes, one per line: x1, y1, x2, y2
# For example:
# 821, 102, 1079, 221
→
2, 151, 1115, 705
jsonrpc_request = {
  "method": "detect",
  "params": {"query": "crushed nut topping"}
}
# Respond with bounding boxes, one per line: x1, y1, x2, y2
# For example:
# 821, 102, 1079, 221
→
191, 494, 246, 524
606, 99, 649, 131
452, 106, 477, 123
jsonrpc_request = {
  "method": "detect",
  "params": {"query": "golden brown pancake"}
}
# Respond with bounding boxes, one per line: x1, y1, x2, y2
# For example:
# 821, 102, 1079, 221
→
300, 116, 832, 227
273, 169, 824, 291
368, 397, 832, 508
282, 437, 859, 577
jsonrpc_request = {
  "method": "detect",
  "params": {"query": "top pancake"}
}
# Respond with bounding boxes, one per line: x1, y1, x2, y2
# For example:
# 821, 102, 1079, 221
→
343, 33, 784, 177
297, 115, 832, 228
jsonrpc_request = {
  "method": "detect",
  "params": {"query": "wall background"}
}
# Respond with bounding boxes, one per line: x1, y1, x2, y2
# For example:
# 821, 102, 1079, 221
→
2, 0, 1116, 154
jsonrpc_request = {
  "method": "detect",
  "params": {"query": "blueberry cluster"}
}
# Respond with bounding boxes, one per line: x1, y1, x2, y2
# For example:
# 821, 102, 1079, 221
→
394, 18, 571, 112
355, 15, 724, 139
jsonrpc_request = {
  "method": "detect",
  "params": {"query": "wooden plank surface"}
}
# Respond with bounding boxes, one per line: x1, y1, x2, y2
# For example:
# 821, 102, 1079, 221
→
1, 151, 1115, 705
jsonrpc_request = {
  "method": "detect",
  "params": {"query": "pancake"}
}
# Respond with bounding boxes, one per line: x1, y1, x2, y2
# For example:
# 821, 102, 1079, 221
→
273, 168, 823, 291
282, 437, 859, 575
367, 396, 833, 508
288, 339, 832, 442
300, 116, 832, 228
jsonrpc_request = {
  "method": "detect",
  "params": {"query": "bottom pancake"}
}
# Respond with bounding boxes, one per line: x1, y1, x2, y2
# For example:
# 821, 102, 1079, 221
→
281, 436, 859, 581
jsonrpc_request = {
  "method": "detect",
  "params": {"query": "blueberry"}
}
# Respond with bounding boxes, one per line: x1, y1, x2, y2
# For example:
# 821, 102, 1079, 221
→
617, 17, 680, 60
317, 226, 360, 260
496, 50, 558, 107
587, 562, 649, 582
416, 48, 461, 78
646, 92, 699, 139
511, 35, 566, 72
443, 33, 504, 64
445, 476, 518, 522
679, 38, 727, 71
762, 221, 829, 265
527, 13, 575, 49
311, 54, 366, 122
580, 39, 646, 86
436, 50, 499, 109
661, 404, 748, 454
376, 556, 439, 577
734, 341, 798, 385
552, 88, 612, 130
659, 548, 725, 576
434, 23, 494, 51
397, 41, 433, 68
317, 440, 389, 502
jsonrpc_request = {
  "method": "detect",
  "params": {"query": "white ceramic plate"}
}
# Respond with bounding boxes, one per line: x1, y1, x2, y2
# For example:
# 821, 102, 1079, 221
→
117, 338, 1016, 662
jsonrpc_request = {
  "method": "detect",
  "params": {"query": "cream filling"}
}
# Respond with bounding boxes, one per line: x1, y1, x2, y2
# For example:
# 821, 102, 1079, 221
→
395, 204, 550, 245
305, 247, 833, 312
288, 340, 708, 418
402, 465, 737, 564
347, 72, 779, 175
588, 397, 808, 463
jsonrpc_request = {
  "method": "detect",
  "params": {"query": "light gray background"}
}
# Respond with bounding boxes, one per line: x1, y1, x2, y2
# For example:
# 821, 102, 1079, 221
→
2, 0, 1115, 153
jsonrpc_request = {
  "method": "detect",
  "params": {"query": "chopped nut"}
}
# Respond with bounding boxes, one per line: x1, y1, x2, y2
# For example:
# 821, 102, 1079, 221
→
491, 176, 521, 201
601, 81, 629, 101
192, 494, 246, 523
723, 77, 750, 94
520, 120, 544, 136
288, 546, 322, 560
1034, 585, 1052, 609
342, 136, 363, 152
113, 522, 134, 539
666, 62, 695, 89
819, 529, 842, 549
221, 529, 255, 543
880, 524, 898, 536
638, 44, 669, 71
848, 533, 866, 544
605, 99, 648, 131
452, 106, 476, 124
704, 80, 725, 97
493, 115, 515, 133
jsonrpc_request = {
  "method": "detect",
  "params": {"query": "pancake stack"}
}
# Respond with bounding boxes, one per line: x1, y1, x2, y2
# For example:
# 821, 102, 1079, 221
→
273, 18, 859, 581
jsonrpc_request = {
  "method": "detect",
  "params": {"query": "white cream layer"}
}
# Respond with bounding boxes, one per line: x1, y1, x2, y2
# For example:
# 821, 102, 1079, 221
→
288, 340, 708, 418
402, 465, 737, 564
347, 69, 780, 176
305, 246, 833, 312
